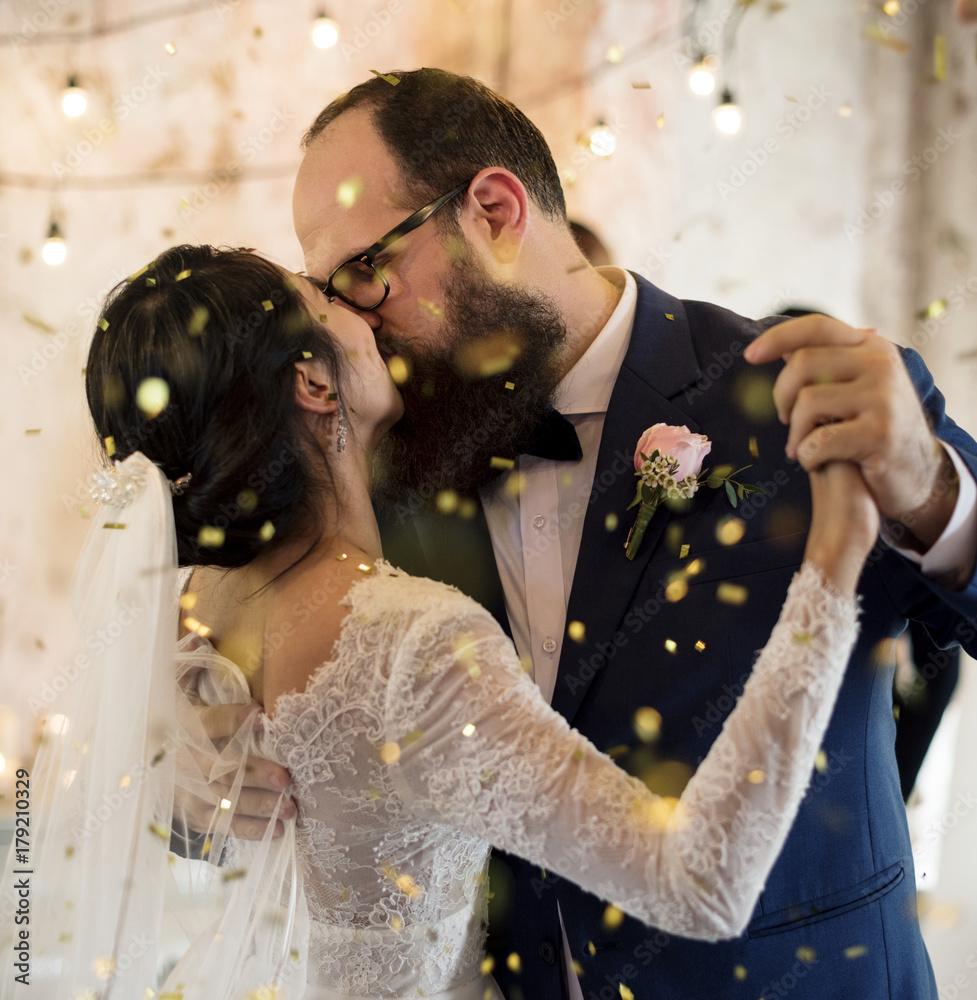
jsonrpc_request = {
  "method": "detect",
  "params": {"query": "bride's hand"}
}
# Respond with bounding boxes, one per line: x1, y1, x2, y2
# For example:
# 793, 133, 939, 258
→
804, 461, 880, 594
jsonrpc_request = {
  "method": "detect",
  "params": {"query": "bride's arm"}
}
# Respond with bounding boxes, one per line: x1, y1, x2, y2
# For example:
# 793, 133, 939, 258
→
386, 466, 877, 940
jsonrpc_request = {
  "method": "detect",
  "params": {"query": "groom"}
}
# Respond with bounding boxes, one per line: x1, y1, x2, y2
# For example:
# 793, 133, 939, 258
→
249, 70, 977, 998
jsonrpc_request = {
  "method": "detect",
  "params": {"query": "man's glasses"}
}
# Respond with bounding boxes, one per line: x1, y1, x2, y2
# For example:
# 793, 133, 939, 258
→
323, 181, 470, 311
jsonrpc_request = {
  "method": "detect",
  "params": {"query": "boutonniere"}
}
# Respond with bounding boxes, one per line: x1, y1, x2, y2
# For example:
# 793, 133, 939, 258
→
625, 424, 766, 560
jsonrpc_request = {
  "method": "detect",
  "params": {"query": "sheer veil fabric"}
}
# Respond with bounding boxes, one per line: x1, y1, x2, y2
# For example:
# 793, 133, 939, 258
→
0, 453, 306, 1000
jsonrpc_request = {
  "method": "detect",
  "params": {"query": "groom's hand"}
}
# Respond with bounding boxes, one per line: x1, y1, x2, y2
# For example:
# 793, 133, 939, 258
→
745, 314, 958, 552
178, 702, 296, 840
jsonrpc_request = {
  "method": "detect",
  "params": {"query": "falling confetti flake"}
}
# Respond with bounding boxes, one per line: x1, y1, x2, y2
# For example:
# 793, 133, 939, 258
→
198, 526, 225, 548
490, 456, 515, 470
843, 944, 868, 960
664, 638, 677, 654
387, 355, 410, 384
136, 377, 170, 418
631, 81, 652, 89
861, 25, 909, 52
657, 113, 665, 129
934, 34, 946, 80
634, 706, 662, 740
603, 904, 625, 930
507, 953, 522, 973
716, 517, 746, 546
716, 582, 748, 605
164, 41, 177, 55
605, 513, 619, 531
796, 946, 817, 963
336, 176, 364, 209
733, 965, 748, 981
380, 742, 401, 764
568, 620, 586, 642
369, 70, 400, 86
259, 521, 275, 541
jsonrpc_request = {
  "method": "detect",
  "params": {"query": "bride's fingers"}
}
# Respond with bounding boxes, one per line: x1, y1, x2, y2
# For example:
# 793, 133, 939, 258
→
231, 816, 286, 840
198, 702, 262, 743
234, 786, 297, 820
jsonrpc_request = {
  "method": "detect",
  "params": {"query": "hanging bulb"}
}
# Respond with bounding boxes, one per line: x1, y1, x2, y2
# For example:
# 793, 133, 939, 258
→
713, 88, 742, 135
61, 76, 88, 118
688, 54, 718, 97
42, 219, 67, 266
311, 11, 339, 48
587, 120, 616, 157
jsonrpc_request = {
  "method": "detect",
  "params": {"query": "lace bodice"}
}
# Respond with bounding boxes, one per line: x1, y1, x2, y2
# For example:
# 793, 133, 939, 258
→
199, 560, 857, 998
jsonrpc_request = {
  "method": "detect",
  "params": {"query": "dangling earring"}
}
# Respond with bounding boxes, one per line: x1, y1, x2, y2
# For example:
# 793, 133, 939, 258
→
337, 403, 347, 454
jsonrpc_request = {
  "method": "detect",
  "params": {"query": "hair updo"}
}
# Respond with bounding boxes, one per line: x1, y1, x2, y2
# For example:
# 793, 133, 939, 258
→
85, 244, 347, 569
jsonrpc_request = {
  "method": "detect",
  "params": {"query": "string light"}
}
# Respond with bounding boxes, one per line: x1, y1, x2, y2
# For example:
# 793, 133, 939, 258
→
61, 76, 88, 118
688, 54, 718, 97
586, 120, 616, 157
713, 88, 743, 135
311, 11, 339, 49
42, 219, 67, 266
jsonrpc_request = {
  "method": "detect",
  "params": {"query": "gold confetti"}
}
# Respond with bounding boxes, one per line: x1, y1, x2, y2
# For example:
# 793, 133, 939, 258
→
603, 904, 625, 930
605, 513, 619, 531
843, 944, 868, 959
237, 488, 258, 512
149, 822, 170, 841
98, 317, 109, 331
221, 867, 248, 883
380, 742, 401, 764
22, 312, 56, 334
605, 44, 624, 63
572, 959, 585, 976
103, 522, 128, 530
716, 582, 748, 605
25, 428, 41, 435
146, 277, 156, 287
665, 578, 688, 603
792, 631, 812, 644
458, 498, 477, 519
679, 543, 690, 558
259, 521, 275, 542
657, 113, 665, 129
568, 620, 586, 643
481, 956, 495, 975
388, 355, 410, 384
934, 34, 946, 80
733, 965, 748, 980
94, 955, 117, 980
631, 81, 652, 89
336, 176, 364, 209
490, 456, 515, 470
127, 264, 150, 282
198, 525, 225, 548
455, 330, 521, 377
437, 490, 460, 514
301, 351, 313, 359
505, 471, 527, 498
462, 723, 476, 737
180, 591, 197, 610
504, 381, 515, 390
136, 377, 170, 418
716, 517, 746, 546
796, 946, 817, 963
507, 953, 522, 973
390, 915, 403, 931
175, 269, 191, 281
150, 747, 166, 766
619, 986, 634, 1000
747, 769, 765, 784
336, 552, 348, 561
838, 103, 853, 117
369, 69, 400, 85
119, 774, 131, 789
748, 435, 758, 458
634, 707, 662, 741
65, 844, 75, 858
686, 558, 704, 576
664, 313, 674, 321
861, 24, 909, 52
105, 435, 116, 456
664, 638, 677, 654
357, 562, 371, 573
262, 299, 274, 311
587, 941, 597, 956
694, 639, 706, 652
918, 299, 947, 320
164, 41, 177, 54
202, 836, 213, 857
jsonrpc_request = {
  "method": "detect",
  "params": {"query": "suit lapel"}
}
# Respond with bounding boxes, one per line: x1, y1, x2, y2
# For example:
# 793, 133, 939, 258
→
551, 276, 702, 723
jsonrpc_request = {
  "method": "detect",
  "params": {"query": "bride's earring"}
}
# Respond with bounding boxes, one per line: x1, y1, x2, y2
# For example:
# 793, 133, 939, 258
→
337, 405, 347, 454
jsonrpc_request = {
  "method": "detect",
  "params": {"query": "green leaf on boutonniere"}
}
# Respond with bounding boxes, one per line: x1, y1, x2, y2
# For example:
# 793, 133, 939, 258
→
707, 464, 734, 488
725, 480, 737, 507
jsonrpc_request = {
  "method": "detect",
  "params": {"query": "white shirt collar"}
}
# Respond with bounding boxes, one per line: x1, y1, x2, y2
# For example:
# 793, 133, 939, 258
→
554, 266, 637, 416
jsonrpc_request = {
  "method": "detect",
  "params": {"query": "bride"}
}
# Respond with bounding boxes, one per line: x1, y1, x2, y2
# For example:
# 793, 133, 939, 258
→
1, 244, 875, 1000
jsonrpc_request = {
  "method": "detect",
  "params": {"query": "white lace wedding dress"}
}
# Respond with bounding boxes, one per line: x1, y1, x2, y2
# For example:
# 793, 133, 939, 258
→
183, 558, 858, 1000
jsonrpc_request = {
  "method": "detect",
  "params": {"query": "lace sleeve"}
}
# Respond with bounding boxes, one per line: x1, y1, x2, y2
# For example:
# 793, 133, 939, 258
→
386, 561, 859, 940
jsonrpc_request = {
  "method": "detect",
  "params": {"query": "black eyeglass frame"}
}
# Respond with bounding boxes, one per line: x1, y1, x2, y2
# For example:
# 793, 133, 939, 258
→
323, 181, 471, 310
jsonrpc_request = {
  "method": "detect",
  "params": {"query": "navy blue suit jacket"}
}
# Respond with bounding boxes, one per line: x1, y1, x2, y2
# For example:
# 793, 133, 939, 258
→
378, 275, 977, 1000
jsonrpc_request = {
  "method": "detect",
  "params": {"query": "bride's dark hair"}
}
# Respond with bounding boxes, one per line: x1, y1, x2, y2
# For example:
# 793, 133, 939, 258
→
86, 244, 347, 569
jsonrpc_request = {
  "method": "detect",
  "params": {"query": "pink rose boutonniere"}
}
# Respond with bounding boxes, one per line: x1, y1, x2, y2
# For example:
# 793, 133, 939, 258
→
625, 423, 766, 560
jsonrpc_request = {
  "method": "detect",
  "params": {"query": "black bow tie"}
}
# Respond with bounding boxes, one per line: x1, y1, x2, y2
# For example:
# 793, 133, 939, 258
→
522, 406, 583, 462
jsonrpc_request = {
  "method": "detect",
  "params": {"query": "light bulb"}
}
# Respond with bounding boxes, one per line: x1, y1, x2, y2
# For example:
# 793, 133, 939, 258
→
312, 14, 339, 48
713, 89, 742, 135
588, 122, 616, 157
688, 58, 717, 97
61, 76, 88, 118
43, 220, 67, 266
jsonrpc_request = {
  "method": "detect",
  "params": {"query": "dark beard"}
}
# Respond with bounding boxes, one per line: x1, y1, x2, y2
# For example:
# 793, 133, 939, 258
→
371, 254, 568, 510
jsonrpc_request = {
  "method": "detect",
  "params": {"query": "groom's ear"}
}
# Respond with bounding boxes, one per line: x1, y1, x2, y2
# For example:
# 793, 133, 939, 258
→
293, 360, 340, 415
465, 168, 529, 265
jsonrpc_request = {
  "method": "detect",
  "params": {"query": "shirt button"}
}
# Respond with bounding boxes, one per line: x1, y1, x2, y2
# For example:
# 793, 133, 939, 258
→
533, 514, 546, 528
542, 637, 557, 653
